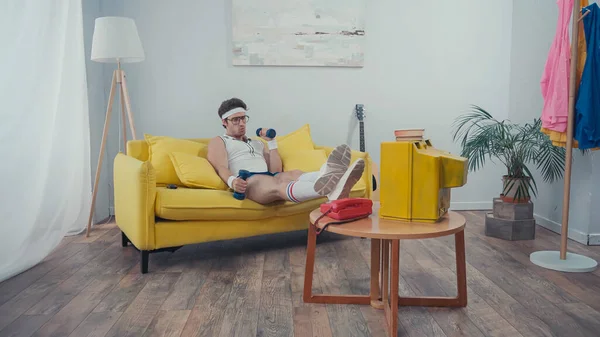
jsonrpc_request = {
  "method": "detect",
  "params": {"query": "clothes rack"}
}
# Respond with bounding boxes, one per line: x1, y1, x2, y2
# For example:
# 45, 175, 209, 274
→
530, 0, 598, 273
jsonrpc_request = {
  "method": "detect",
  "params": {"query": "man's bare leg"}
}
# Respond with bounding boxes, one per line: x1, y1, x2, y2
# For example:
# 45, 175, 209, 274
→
275, 170, 303, 183
241, 144, 361, 205
243, 173, 321, 204
244, 175, 284, 204
244, 160, 366, 205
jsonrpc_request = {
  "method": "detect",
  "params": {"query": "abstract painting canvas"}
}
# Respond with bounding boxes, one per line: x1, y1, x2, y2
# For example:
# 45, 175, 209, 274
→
231, 0, 366, 67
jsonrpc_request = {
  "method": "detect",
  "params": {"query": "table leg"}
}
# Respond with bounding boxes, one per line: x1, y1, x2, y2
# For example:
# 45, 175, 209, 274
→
396, 229, 468, 307
455, 229, 468, 306
382, 240, 399, 337
303, 224, 371, 305
382, 239, 389, 308
302, 222, 317, 303
370, 238, 383, 309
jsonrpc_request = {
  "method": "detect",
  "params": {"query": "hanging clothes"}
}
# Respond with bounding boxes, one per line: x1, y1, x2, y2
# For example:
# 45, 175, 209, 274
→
575, 3, 600, 150
577, 0, 589, 87
542, 0, 588, 148
540, 0, 575, 134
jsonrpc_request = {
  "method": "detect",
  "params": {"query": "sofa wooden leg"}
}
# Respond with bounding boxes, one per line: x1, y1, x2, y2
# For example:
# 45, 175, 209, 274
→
121, 231, 130, 247
141, 250, 149, 274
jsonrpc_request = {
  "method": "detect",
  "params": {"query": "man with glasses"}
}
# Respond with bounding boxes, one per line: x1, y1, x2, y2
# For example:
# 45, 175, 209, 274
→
207, 97, 365, 205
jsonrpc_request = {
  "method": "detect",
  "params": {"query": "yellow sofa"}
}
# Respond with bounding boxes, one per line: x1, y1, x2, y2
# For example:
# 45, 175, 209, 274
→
113, 125, 374, 273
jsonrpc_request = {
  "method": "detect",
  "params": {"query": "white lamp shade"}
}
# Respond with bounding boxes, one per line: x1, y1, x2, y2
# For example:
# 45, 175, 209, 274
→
91, 16, 145, 63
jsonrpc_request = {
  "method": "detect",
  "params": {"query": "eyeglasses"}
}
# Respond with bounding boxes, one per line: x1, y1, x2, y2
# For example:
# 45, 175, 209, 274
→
226, 115, 250, 125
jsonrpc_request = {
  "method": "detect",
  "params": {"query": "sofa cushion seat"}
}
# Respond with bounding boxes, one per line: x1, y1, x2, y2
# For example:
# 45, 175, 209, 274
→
155, 187, 274, 221
154, 178, 366, 221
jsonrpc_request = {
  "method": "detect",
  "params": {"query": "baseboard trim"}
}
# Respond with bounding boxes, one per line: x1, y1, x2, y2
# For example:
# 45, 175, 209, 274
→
450, 201, 493, 211
533, 213, 600, 246
587, 234, 600, 246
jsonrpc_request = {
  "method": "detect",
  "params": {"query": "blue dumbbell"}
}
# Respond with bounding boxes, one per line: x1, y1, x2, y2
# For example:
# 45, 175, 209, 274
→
256, 128, 276, 139
233, 169, 251, 200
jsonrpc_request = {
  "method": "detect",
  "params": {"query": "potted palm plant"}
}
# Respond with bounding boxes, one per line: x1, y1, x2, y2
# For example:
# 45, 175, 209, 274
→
451, 105, 566, 203
451, 105, 567, 240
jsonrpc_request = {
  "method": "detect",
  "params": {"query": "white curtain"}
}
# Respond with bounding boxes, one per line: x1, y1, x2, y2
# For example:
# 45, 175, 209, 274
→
0, 1, 92, 282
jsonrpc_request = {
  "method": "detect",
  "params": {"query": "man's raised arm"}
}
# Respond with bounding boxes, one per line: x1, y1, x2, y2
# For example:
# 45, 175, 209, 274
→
263, 144, 282, 173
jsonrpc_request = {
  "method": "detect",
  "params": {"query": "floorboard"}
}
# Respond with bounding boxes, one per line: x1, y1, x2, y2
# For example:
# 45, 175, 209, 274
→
1, 211, 599, 337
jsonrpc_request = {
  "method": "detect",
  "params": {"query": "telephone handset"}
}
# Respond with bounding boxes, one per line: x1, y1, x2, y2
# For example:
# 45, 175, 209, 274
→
320, 198, 373, 220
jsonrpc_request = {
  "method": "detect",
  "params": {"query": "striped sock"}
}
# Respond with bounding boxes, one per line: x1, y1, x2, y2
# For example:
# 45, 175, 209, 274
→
297, 171, 320, 182
285, 181, 322, 203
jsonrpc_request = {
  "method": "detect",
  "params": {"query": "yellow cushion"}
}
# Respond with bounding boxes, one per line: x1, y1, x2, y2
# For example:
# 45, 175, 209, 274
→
154, 185, 367, 222
276, 124, 315, 161
352, 178, 366, 192
155, 187, 274, 221
283, 149, 327, 172
350, 151, 370, 191
144, 134, 206, 186
169, 152, 228, 190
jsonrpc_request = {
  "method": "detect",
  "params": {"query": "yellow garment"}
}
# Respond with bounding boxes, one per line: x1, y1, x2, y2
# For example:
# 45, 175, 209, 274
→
541, 0, 590, 149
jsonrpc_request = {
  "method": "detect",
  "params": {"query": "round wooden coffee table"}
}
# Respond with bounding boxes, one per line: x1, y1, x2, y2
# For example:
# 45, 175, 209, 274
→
303, 205, 467, 337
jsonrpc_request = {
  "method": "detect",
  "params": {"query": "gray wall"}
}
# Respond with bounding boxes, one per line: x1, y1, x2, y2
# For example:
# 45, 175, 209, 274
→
86, 0, 515, 213
83, 0, 600, 245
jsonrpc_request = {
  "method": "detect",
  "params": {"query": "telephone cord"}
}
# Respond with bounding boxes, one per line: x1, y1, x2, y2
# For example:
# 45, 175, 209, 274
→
313, 209, 370, 235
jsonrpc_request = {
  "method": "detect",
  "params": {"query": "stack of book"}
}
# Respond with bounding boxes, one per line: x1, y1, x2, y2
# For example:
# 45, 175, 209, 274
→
394, 129, 424, 141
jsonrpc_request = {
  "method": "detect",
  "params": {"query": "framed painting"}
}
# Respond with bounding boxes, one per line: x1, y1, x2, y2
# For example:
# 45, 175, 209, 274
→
232, 0, 366, 67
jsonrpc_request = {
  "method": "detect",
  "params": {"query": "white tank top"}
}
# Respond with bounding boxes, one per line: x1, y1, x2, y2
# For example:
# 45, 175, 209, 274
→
219, 135, 268, 175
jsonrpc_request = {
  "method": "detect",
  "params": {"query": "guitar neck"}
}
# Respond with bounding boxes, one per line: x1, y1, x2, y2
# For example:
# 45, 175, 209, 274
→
359, 121, 365, 152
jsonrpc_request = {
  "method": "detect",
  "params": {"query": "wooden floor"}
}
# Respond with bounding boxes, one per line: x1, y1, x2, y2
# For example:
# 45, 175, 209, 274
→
1, 211, 600, 336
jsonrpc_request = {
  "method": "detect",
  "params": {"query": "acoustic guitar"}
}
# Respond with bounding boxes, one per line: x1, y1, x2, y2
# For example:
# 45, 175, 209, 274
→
354, 104, 379, 198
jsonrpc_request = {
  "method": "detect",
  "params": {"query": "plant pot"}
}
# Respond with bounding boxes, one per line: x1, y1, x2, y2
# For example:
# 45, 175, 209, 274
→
500, 175, 531, 203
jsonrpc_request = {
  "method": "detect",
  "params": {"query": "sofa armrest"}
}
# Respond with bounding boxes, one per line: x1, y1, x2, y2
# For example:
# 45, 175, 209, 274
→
314, 145, 374, 200
113, 152, 157, 250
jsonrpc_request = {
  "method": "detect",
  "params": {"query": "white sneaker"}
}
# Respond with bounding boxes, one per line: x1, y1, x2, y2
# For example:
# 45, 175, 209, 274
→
328, 158, 365, 201
313, 144, 352, 196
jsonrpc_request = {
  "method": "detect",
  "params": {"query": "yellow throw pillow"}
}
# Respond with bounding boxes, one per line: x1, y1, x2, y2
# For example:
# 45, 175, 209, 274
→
283, 149, 327, 172
276, 124, 315, 161
169, 152, 228, 190
144, 134, 207, 185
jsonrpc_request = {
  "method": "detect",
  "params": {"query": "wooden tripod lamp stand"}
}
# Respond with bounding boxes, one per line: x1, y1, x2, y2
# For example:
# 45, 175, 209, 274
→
86, 17, 145, 237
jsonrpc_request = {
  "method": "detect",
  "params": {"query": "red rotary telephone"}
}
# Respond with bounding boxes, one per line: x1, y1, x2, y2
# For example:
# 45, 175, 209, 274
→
320, 198, 373, 220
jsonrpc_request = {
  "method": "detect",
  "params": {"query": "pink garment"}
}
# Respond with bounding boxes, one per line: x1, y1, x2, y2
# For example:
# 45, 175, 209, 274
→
540, 0, 574, 132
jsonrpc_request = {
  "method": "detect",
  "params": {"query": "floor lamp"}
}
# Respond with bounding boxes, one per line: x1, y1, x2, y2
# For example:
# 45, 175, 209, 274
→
529, 1, 597, 272
86, 17, 145, 237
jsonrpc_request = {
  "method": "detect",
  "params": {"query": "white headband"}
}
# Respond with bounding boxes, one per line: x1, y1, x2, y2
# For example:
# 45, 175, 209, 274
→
221, 107, 247, 120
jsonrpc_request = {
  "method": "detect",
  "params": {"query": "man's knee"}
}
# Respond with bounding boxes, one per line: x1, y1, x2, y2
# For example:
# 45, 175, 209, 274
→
290, 169, 303, 179
274, 173, 289, 184
276, 170, 303, 183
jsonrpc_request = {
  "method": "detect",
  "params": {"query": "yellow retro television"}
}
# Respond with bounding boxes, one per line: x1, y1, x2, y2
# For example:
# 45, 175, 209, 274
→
379, 137, 468, 223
